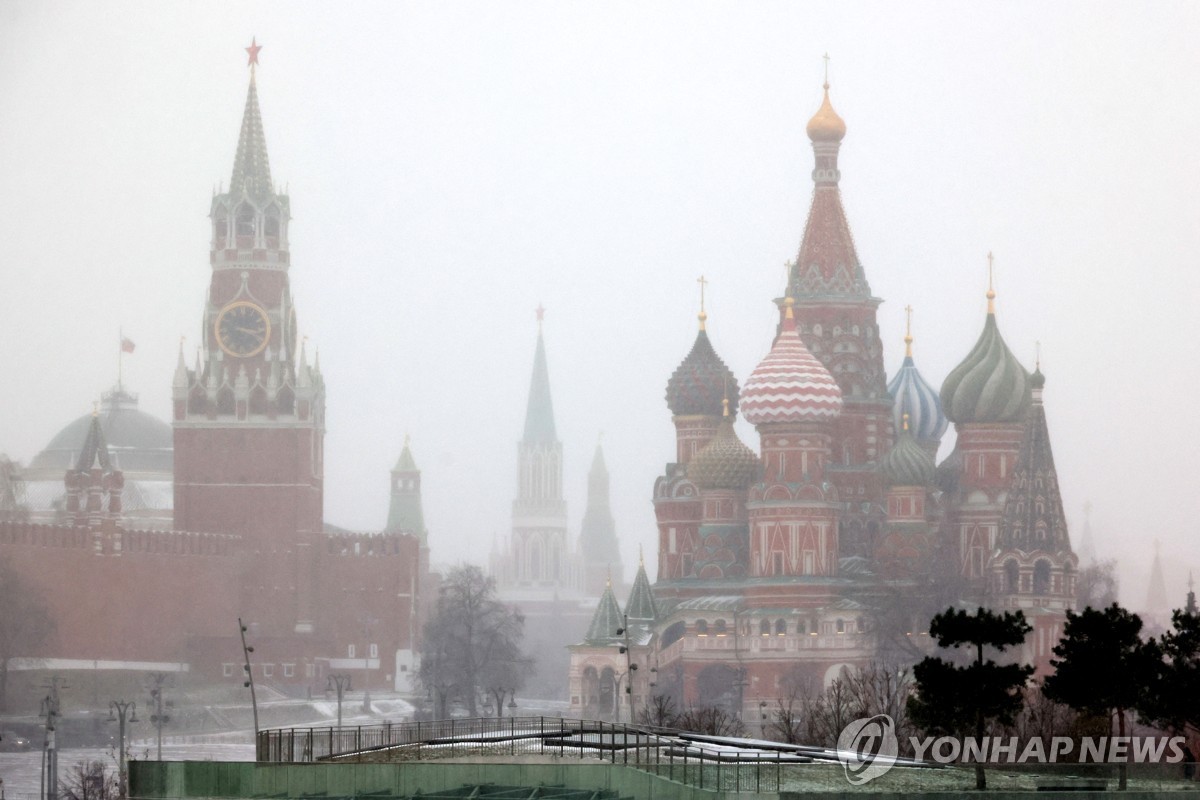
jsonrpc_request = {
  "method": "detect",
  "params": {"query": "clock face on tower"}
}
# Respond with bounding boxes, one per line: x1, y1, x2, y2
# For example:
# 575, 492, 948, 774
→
215, 301, 271, 358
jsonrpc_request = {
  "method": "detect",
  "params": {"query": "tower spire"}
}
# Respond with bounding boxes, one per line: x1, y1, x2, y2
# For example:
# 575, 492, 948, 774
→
697, 275, 708, 330
230, 38, 273, 201
523, 310, 557, 444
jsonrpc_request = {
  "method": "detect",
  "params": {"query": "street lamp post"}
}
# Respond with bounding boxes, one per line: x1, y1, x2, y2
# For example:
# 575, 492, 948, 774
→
40, 679, 63, 800
108, 700, 138, 799
327, 674, 351, 729
361, 615, 378, 714
238, 618, 260, 738
615, 614, 639, 723
147, 672, 171, 760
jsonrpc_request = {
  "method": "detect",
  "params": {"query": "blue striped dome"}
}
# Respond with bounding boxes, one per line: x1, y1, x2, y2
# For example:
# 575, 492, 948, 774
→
887, 355, 948, 445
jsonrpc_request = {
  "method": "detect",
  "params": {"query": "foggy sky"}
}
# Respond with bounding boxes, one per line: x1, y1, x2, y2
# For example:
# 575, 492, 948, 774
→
1, 1, 1197, 612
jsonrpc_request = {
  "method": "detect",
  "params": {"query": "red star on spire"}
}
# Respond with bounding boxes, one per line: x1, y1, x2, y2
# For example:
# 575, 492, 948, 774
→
246, 37, 263, 67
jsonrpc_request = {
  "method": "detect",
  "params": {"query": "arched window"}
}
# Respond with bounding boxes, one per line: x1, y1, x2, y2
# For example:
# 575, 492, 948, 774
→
1005, 560, 1020, 593
759, 619, 771, 637
528, 540, 542, 581
235, 204, 255, 241
213, 209, 228, 247
264, 210, 281, 244
1033, 560, 1051, 595
661, 621, 686, 649
695, 619, 708, 637
775, 619, 787, 636
836, 618, 845, 634
713, 619, 728, 637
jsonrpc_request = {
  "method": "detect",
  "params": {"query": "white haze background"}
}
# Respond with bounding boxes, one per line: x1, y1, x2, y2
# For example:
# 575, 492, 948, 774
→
1, 1, 1197, 610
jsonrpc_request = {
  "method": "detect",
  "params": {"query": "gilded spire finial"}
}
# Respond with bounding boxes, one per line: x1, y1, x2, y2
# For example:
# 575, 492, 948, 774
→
639, 544, 644, 568
902, 412, 910, 432
697, 275, 708, 330
904, 304, 914, 358
536, 303, 545, 332
822, 52, 831, 90
1035, 340, 1042, 371
722, 395, 730, 419
606, 567, 612, 589
986, 251, 996, 313
784, 294, 795, 321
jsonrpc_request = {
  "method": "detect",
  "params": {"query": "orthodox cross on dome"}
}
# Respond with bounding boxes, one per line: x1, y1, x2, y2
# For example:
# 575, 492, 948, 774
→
986, 251, 996, 313
1036, 340, 1042, 370
697, 275, 708, 330
246, 37, 263, 67
822, 52, 831, 88
904, 304, 914, 357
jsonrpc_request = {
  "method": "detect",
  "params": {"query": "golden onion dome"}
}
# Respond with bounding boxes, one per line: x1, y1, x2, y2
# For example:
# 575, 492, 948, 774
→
806, 84, 846, 143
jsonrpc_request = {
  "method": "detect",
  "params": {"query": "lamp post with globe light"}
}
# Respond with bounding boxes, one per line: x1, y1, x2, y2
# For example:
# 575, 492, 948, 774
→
108, 700, 137, 798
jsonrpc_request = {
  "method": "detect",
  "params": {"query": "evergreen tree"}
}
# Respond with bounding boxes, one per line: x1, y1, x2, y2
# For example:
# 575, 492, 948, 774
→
907, 606, 1033, 790
1141, 608, 1200, 741
1042, 603, 1158, 791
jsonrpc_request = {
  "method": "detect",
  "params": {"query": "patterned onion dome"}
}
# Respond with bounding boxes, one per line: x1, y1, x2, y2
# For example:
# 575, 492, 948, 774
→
888, 355, 948, 444
880, 420, 935, 487
740, 299, 843, 424
687, 411, 760, 491
666, 322, 739, 417
940, 301, 1031, 424
806, 84, 847, 143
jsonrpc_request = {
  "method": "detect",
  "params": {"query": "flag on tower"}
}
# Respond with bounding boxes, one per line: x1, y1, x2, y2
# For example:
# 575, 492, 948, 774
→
121, 337, 136, 354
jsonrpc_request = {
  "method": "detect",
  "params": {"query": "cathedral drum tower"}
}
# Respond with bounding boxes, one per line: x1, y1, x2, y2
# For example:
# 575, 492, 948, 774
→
784, 76, 892, 561
172, 41, 326, 636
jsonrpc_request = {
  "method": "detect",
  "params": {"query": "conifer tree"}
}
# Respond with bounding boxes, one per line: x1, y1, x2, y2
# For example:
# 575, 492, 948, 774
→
908, 606, 1033, 790
1043, 603, 1158, 791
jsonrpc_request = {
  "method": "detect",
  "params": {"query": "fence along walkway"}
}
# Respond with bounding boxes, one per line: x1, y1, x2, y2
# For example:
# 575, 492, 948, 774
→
257, 716, 902, 794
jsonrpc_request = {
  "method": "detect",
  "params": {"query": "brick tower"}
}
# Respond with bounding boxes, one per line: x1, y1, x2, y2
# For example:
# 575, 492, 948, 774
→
172, 44, 326, 635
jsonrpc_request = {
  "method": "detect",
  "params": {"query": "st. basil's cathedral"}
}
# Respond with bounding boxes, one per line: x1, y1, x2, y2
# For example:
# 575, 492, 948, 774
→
567, 80, 1077, 720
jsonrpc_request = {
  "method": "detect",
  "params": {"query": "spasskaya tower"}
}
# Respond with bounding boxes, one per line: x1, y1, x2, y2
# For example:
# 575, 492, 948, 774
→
172, 40, 326, 635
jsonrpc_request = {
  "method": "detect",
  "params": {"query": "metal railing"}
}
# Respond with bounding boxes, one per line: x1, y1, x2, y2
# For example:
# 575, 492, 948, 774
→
257, 716, 797, 793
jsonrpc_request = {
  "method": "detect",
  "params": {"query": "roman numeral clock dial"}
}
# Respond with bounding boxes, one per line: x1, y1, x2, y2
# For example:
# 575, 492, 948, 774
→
215, 301, 271, 358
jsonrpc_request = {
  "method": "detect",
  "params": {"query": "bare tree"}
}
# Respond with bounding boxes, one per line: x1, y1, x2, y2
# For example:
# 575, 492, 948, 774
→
765, 667, 811, 744
59, 760, 119, 800
674, 706, 746, 737
1076, 559, 1119, 611
844, 661, 916, 747
0, 556, 53, 712
417, 564, 527, 718
638, 693, 678, 728
802, 673, 858, 747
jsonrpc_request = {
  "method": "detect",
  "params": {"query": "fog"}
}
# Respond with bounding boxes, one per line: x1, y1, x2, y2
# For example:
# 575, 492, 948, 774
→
1, 2, 1197, 611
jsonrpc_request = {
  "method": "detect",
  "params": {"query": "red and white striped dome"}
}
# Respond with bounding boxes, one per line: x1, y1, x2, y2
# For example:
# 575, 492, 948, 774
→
740, 303, 843, 425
